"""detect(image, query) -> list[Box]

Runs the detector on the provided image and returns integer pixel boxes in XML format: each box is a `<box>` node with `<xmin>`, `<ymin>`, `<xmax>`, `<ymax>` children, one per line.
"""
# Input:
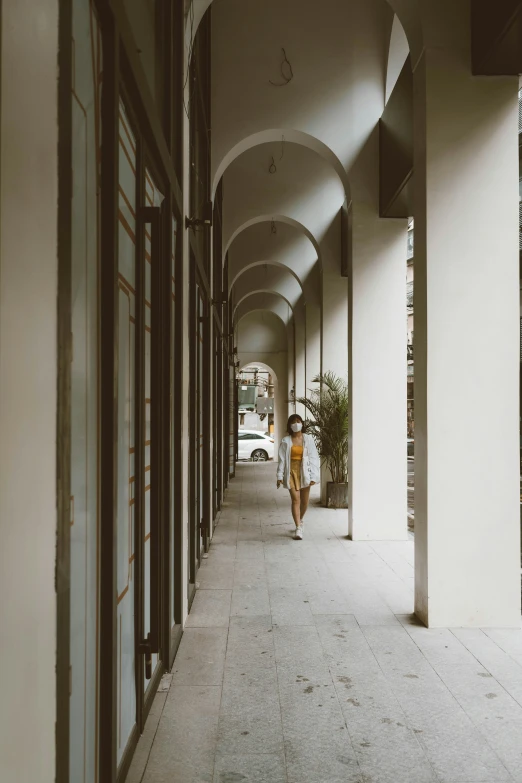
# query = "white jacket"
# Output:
<box><xmin>277</xmin><ymin>433</ymin><xmax>321</xmax><ymax>489</ymax></box>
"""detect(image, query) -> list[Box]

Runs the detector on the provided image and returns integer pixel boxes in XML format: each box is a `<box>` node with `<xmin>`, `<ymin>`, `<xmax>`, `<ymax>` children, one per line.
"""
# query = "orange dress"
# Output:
<box><xmin>289</xmin><ymin>444</ymin><xmax>303</xmax><ymax>490</ymax></box>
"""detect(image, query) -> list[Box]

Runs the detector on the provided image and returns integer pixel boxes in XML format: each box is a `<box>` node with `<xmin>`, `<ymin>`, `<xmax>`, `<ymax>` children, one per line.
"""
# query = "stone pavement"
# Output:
<box><xmin>128</xmin><ymin>462</ymin><xmax>522</xmax><ymax>783</ymax></box>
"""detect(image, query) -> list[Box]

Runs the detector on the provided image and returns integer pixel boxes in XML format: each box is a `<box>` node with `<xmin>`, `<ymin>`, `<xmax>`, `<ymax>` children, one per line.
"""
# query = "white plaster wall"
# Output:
<box><xmin>349</xmin><ymin>206</ymin><xmax>408</xmax><ymax>540</ymax></box>
<box><xmin>238</xmin><ymin>310</ymin><xmax>287</xmax><ymax>355</ymax></box>
<box><xmin>305</xmin><ymin>303</ymin><xmax>321</xmax><ymax>391</ymax></box>
<box><xmin>0</xmin><ymin>1</ymin><xmax>58</xmax><ymax>779</ymax></box>
<box><xmin>320</xmin><ymin>264</ymin><xmax>349</xmax><ymax>506</ymax></box>
<box><xmin>294</xmin><ymin>305</ymin><xmax>307</xmax><ymax>416</ymax></box>
<box><xmin>385</xmin><ymin>14</ymin><xmax>409</xmax><ymax>103</ymax></box>
<box><xmin>287</xmin><ymin>319</ymin><xmax>296</xmax><ymax>415</ymax></box>
<box><xmin>413</xmin><ymin>42</ymin><xmax>521</xmax><ymax>626</ymax></box>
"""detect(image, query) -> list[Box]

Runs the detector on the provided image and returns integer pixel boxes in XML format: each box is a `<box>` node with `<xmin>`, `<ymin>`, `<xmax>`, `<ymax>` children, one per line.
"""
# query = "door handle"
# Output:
<box><xmin>138</xmin><ymin>633</ymin><xmax>152</xmax><ymax>680</ymax></box>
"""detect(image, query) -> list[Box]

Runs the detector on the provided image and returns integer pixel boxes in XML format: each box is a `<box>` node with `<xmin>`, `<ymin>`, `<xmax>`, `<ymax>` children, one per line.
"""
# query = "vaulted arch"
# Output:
<box><xmin>231</xmin><ymin>265</ymin><xmax>304</xmax><ymax>314</ymax></box>
<box><xmin>222</xmin><ymin>142</ymin><xmax>345</xmax><ymax>251</ymax></box>
<box><xmin>213</xmin><ymin>128</ymin><xmax>350</xmax><ymax>199</ymax></box>
<box><xmin>227</xmin><ymin>221</ymin><xmax>320</xmax><ymax>302</ymax></box>
<box><xmin>234</xmin><ymin>292</ymin><xmax>294</xmax><ymax>326</ymax></box>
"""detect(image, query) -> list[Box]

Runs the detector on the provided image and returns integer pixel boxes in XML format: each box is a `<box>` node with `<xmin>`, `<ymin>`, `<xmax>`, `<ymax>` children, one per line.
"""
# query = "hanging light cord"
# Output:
<box><xmin>269</xmin><ymin>136</ymin><xmax>286</xmax><ymax>173</ymax></box>
<box><xmin>269</xmin><ymin>48</ymin><xmax>294</xmax><ymax>87</ymax></box>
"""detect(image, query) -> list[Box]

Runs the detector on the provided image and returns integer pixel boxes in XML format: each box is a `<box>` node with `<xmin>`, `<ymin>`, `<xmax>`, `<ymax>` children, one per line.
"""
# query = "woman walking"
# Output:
<box><xmin>276</xmin><ymin>414</ymin><xmax>320</xmax><ymax>539</ymax></box>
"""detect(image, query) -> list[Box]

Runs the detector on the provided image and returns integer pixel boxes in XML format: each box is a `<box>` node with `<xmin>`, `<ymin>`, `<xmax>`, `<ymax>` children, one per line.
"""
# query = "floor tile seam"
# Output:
<box><xmin>342</xmin><ymin>619</ymin><xmax>441</xmax><ymax>780</ymax></box>
<box><xmin>360</xmin><ymin>621</ymin><xmax>481</xmax><ymax>720</ymax></box>
<box><xmin>132</xmin><ymin>681</ymin><xmax>172</xmax><ymax>783</ymax></box>
<box><xmin>210</xmin><ymin>670</ymin><xmax>226</xmax><ymax>782</ymax></box>
<box><xmin>448</xmin><ymin>628</ymin><xmax>522</xmax><ymax>710</ymax></box>
<box><xmin>310</xmin><ymin>638</ymin><xmax>370</xmax><ymax>781</ymax></box>
<box><xmin>184</xmin><ymin>622</ymin><xmax>230</xmax><ymax>630</ymax></box>
<box><xmin>367</xmin><ymin>541</ymin><xmax>416</xmax><ymax>587</ymax></box>
<box><xmin>424</xmin><ymin>677</ymin><xmax>521</xmax><ymax>782</ymax></box>
<box><xmin>369</xmin><ymin>662</ymin><xmax>513</xmax><ymax>783</ymax></box>
<box><xmin>267</xmin><ymin>574</ymin><xmax>294</xmax><ymax>783</ymax></box>
<box><xmin>481</xmin><ymin>629</ymin><xmax>522</xmax><ymax>668</ymax></box>
<box><xmin>357</xmin><ymin>551</ymin><xmax>415</xmax><ymax>596</ymax></box>
<box><xmin>400</xmin><ymin>621</ymin><xmax>486</xmax><ymax>675</ymax></box>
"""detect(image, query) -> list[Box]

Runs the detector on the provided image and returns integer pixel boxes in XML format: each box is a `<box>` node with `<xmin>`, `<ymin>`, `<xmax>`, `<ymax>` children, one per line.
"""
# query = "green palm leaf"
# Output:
<box><xmin>295</xmin><ymin>372</ymin><xmax>349</xmax><ymax>484</ymax></box>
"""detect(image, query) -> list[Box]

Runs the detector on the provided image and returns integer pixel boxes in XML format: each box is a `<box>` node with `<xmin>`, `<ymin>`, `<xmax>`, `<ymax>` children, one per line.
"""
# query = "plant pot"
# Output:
<box><xmin>326</xmin><ymin>482</ymin><xmax>348</xmax><ymax>509</ymax></box>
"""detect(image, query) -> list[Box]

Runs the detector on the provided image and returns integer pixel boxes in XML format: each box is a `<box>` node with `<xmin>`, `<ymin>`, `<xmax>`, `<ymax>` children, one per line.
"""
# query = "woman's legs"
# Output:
<box><xmin>289</xmin><ymin>488</ymin><xmax>301</xmax><ymax>527</ymax></box>
<box><xmin>299</xmin><ymin>486</ymin><xmax>311</xmax><ymax>521</ymax></box>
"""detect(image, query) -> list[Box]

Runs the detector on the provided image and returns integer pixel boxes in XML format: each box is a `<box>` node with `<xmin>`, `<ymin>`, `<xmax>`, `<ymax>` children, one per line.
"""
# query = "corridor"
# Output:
<box><xmin>128</xmin><ymin>464</ymin><xmax>522</xmax><ymax>783</ymax></box>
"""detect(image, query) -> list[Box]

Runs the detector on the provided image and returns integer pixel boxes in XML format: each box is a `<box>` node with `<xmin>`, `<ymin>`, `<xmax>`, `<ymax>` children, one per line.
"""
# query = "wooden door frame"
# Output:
<box><xmin>56</xmin><ymin>0</ymin><xmax>73</xmax><ymax>780</ymax></box>
<box><xmin>98</xmin><ymin>8</ymin><xmax>120</xmax><ymax>783</ymax></box>
<box><xmin>58</xmin><ymin>0</ymin><xmax>221</xmax><ymax>780</ymax></box>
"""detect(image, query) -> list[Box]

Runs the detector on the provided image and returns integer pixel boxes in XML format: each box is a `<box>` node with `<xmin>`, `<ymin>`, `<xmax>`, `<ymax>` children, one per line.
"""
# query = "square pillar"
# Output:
<box><xmin>305</xmin><ymin>301</ymin><xmax>321</xmax><ymax>389</ymax></box>
<box><xmin>294</xmin><ymin>305</ymin><xmax>307</xmax><ymax>417</ymax></box>
<box><xmin>321</xmin><ymin>270</ymin><xmax>348</xmax><ymax>504</ymax></box>
<box><xmin>413</xmin><ymin>48</ymin><xmax>521</xmax><ymax>626</ymax></box>
<box><xmin>348</xmin><ymin>206</ymin><xmax>408</xmax><ymax>540</ymax></box>
<box><xmin>0</xmin><ymin>0</ymin><xmax>59</xmax><ymax>778</ymax></box>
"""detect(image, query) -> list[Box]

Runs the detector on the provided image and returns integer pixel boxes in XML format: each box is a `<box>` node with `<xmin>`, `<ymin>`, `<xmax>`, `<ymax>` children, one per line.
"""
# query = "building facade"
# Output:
<box><xmin>1</xmin><ymin>1</ymin><xmax>521</xmax><ymax>781</ymax></box>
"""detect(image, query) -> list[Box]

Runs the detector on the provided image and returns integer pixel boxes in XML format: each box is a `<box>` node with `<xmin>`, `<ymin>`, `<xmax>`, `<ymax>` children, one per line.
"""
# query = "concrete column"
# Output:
<box><xmin>348</xmin><ymin>206</ymin><xmax>408</xmax><ymax>540</ymax></box>
<box><xmin>287</xmin><ymin>318</ymin><xmax>296</xmax><ymax>420</ymax></box>
<box><xmin>0</xmin><ymin>1</ymin><xmax>58</xmax><ymax>778</ymax></box>
<box><xmin>294</xmin><ymin>305</ymin><xmax>307</xmax><ymax>418</ymax></box>
<box><xmin>413</xmin><ymin>47</ymin><xmax>521</xmax><ymax>627</ymax></box>
<box><xmin>305</xmin><ymin>301</ymin><xmax>321</xmax><ymax>391</ymax></box>
<box><xmin>321</xmin><ymin>271</ymin><xmax>348</xmax><ymax>379</ymax></box>
<box><xmin>321</xmin><ymin>260</ymin><xmax>349</xmax><ymax>505</ymax></box>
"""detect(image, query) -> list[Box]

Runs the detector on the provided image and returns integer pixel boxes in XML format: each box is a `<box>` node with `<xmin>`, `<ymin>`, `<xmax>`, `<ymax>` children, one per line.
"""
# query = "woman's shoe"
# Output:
<box><xmin>294</xmin><ymin>526</ymin><xmax>303</xmax><ymax>540</ymax></box>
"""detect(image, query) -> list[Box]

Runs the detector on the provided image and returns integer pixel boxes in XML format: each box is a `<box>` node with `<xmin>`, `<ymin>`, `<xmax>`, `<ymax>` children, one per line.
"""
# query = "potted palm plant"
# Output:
<box><xmin>295</xmin><ymin>372</ymin><xmax>349</xmax><ymax>508</ymax></box>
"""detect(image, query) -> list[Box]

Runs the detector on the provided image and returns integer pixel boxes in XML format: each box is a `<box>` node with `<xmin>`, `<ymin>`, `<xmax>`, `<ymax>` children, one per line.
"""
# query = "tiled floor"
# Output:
<box><xmin>128</xmin><ymin>462</ymin><xmax>522</xmax><ymax>783</ymax></box>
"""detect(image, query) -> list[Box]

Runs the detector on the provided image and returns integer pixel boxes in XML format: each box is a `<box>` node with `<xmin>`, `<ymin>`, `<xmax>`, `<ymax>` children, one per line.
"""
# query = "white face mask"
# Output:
<box><xmin>290</xmin><ymin>422</ymin><xmax>303</xmax><ymax>433</ymax></box>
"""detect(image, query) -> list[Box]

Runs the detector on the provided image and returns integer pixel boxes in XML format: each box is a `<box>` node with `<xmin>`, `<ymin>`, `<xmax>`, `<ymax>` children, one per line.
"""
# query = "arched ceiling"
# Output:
<box><xmin>189</xmin><ymin>0</ymin><xmax>422</xmax><ymax>63</ymax></box>
<box><xmin>237</xmin><ymin>310</ymin><xmax>288</xmax><ymax>356</ymax></box>
<box><xmin>234</xmin><ymin>292</ymin><xmax>293</xmax><ymax>326</ymax></box>
<box><xmin>212</xmin><ymin>128</ymin><xmax>350</xmax><ymax>199</ymax></box>
<box><xmin>231</xmin><ymin>265</ymin><xmax>304</xmax><ymax>312</ymax></box>
<box><xmin>227</xmin><ymin>221</ymin><xmax>319</xmax><ymax>302</ymax></box>
<box><xmin>188</xmin><ymin>0</ymin><xmax>417</xmax><ymax>336</ymax></box>
<box><xmin>223</xmin><ymin>142</ymin><xmax>345</xmax><ymax>249</ymax></box>
<box><xmin>225</xmin><ymin>214</ymin><xmax>320</xmax><ymax>259</ymax></box>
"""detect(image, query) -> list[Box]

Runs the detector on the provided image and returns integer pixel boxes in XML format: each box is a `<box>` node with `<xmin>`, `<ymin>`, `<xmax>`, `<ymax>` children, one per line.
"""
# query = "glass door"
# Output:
<box><xmin>69</xmin><ymin>2</ymin><xmax>102</xmax><ymax>780</ymax></box>
<box><xmin>140</xmin><ymin>167</ymin><xmax>164</xmax><ymax>700</ymax></box>
<box><xmin>169</xmin><ymin>214</ymin><xmax>178</xmax><ymax>638</ymax></box>
<box><xmin>115</xmin><ymin>100</ymin><xmax>167</xmax><ymax>769</ymax></box>
<box><xmin>197</xmin><ymin>286</ymin><xmax>206</xmax><ymax>553</ymax></box>
<box><xmin>116</xmin><ymin>99</ymin><xmax>138</xmax><ymax>767</ymax></box>
<box><xmin>188</xmin><ymin>268</ymin><xmax>205</xmax><ymax>590</ymax></box>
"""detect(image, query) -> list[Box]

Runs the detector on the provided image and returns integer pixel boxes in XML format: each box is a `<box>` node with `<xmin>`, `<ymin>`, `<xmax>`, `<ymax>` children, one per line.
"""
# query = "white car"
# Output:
<box><xmin>237</xmin><ymin>430</ymin><xmax>275</xmax><ymax>461</ymax></box>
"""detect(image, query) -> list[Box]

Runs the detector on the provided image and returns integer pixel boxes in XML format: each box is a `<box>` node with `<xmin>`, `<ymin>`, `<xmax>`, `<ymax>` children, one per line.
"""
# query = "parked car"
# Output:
<box><xmin>237</xmin><ymin>430</ymin><xmax>275</xmax><ymax>461</ymax></box>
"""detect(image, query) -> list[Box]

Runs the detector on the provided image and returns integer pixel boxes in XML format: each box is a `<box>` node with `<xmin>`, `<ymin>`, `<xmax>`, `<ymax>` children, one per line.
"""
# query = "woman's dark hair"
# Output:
<box><xmin>287</xmin><ymin>413</ymin><xmax>303</xmax><ymax>435</ymax></box>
